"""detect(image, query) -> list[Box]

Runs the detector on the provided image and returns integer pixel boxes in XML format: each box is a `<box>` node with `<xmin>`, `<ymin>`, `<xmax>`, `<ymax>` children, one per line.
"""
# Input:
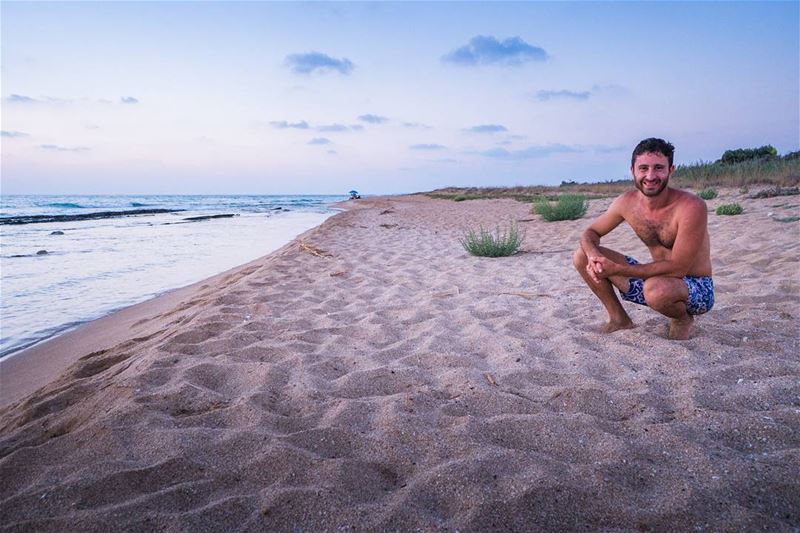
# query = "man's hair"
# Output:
<box><xmin>631</xmin><ymin>138</ymin><xmax>675</xmax><ymax>168</ymax></box>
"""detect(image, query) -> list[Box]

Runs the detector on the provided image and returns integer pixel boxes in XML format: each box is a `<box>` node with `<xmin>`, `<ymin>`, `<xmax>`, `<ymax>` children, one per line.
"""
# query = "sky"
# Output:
<box><xmin>1</xmin><ymin>1</ymin><xmax>798</xmax><ymax>195</ymax></box>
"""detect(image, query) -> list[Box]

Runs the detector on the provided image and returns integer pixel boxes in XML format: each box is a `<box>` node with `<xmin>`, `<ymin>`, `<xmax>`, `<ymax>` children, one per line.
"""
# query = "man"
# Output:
<box><xmin>573</xmin><ymin>138</ymin><xmax>713</xmax><ymax>340</ymax></box>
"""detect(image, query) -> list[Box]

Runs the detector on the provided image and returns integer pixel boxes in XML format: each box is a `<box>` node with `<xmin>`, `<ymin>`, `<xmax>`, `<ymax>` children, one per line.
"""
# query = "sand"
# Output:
<box><xmin>1</xmin><ymin>190</ymin><xmax>798</xmax><ymax>531</ymax></box>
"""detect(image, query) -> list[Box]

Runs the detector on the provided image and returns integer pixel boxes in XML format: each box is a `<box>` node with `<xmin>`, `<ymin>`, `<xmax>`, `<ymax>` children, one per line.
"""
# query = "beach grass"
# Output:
<box><xmin>460</xmin><ymin>223</ymin><xmax>524</xmax><ymax>257</ymax></box>
<box><xmin>716</xmin><ymin>203</ymin><xmax>744</xmax><ymax>215</ymax></box>
<box><xmin>697</xmin><ymin>187</ymin><xmax>718</xmax><ymax>200</ymax></box>
<box><xmin>423</xmin><ymin>153</ymin><xmax>800</xmax><ymax>202</ymax></box>
<box><xmin>534</xmin><ymin>194</ymin><xmax>588</xmax><ymax>221</ymax></box>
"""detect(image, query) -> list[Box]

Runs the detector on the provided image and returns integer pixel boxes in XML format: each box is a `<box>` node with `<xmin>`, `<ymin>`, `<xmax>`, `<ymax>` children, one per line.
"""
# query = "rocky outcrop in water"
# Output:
<box><xmin>0</xmin><ymin>209</ymin><xmax>183</xmax><ymax>225</ymax></box>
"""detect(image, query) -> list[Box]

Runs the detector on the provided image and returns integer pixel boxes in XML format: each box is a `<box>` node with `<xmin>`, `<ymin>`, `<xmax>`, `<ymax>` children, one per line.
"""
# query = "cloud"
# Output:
<box><xmin>442</xmin><ymin>36</ymin><xmax>547</xmax><ymax>66</ymax></box>
<box><xmin>308</xmin><ymin>137</ymin><xmax>332</xmax><ymax>145</ymax></box>
<box><xmin>317</xmin><ymin>123</ymin><xmax>363</xmax><ymax>132</ymax></box>
<box><xmin>410</xmin><ymin>144</ymin><xmax>447</xmax><ymax>151</ymax></box>
<box><xmin>327</xmin><ymin>150</ymin><xmax>337</xmax><ymax>155</ymax></box>
<box><xmin>285</xmin><ymin>52</ymin><xmax>354</xmax><ymax>75</ymax></box>
<box><xmin>358</xmin><ymin>114</ymin><xmax>388</xmax><ymax>124</ymax></box>
<box><xmin>535</xmin><ymin>85</ymin><xmax>629</xmax><ymax>102</ymax></box>
<box><xmin>120</xmin><ymin>96</ymin><xmax>139</xmax><ymax>104</ymax></box>
<box><xmin>39</xmin><ymin>144</ymin><xmax>89</xmax><ymax>152</ymax></box>
<box><xmin>535</xmin><ymin>89</ymin><xmax>591</xmax><ymax>102</ymax></box>
<box><xmin>403</xmin><ymin>122</ymin><xmax>432</xmax><ymax>129</ymax></box>
<box><xmin>480</xmin><ymin>144</ymin><xmax>578</xmax><ymax>160</ymax></box>
<box><xmin>466</xmin><ymin>124</ymin><xmax>508</xmax><ymax>134</ymax></box>
<box><xmin>317</xmin><ymin>124</ymin><xmax>348</xmax><ymax>132</ymax></box>
<box><xmin>1</xmin><ymin>130</ymin><xmax>29</xmax><ymax>138</ymax></box>
<box><xmin>6</xmin><ymin>94</ymin><xmax>38</xmax><ymax>103</ymax></box>
<box><xmin>271</xmin><ymin>120</ymin><xmax>310</xmax><ymax>129</ymax></box>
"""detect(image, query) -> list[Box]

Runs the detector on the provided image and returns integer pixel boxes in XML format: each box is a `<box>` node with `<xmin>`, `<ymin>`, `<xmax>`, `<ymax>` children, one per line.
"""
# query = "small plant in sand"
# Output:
<box><xmin>460</xmin><ymin>222</ymin><xmax>524</xmax><ymax>257</ymax></box>
<box><xmin>716</xmin><ymin>203</ymin><xmax>743</xmax><ymax>216</ymax></box>
<box><xmin>697</xmin><ymin>187</ymin><xmax>718</xmax><ymax>200</ymax></box>
<box><xmin>534</xmin><ymin>194</ymin><xmax>588</xmax><ymax>221</ymax></box>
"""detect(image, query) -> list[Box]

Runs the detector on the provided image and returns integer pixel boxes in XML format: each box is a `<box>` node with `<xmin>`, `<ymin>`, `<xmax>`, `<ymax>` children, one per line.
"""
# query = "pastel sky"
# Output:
<box><xmin>2</xmin><ymin>1</ymin><xmax>798</xmax><ymax>195</ymax></box>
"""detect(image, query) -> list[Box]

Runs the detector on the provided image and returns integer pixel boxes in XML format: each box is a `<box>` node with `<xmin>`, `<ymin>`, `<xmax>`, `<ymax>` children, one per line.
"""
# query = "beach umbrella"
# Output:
<box><xmin>349</xmin><ymin>190</ymin><xmax>359</xmax><ymax>195</ymax></box>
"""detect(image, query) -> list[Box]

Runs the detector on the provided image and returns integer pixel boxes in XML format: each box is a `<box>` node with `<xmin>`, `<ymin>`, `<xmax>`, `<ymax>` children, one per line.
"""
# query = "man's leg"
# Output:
<box><xmin>573</xmin><ymin>246</ymin><xmax>634</xmax><ymax>332</ymax></box>
<box><xmin>643</xmin><ymin>277</ymin><xmax>692</xmax><ymax>340</ymax></box>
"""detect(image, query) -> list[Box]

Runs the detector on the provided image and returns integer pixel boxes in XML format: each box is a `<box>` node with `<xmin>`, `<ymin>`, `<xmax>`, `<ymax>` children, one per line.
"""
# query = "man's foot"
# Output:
<box><xmin>668</xmin><ymin>316</ymin><xmax>694</xmax><ymax>340</ymax></box>
<box><xmin>600</xmin><ymin>318</ymin><xmax>634</xmax><ymax>333</ymax></box>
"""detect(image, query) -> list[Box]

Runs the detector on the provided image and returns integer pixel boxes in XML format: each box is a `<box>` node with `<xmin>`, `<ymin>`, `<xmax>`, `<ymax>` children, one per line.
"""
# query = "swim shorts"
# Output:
<box><xmin>618</xmin><ymin>256</ymin><xmax>714</xmax><ymax>315</ymax></box>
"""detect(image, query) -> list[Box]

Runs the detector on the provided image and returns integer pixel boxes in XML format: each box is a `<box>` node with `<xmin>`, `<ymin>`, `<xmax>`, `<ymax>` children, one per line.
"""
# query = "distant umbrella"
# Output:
<box><xmin>349</xmin><ymin>190</ymin><xmax>359</xmax><ymax>195</ymax></box>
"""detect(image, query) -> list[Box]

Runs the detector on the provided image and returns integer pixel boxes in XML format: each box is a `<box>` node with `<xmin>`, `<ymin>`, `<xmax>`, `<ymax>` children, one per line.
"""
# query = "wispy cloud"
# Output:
<box><xmin>285</xmin><ymin>52</ymin><xmax>354</xmax><ymax>75</ymax></box>
<box><xmin>535</xmin><ymin>89</ymin><xmax>591</xmax><ymax>102</ymax></box>
<box><xmin>270</xmin><ymin>120</ymin><xmax>310</xmax><ymax>129</ymax></box>
<box><xmin>1</xmin><ymin>130</ymin><xmax>29</xmax><ymax>138</ymax></box>
<box><xmin>443</xmin><ymin>36</ymin><xmax>548</xmax><ymax>66</ymax></box>
<box><xmin>308</xmin><ymin>137</ymin><xmax>332</xmax><ymax>145</ymax></box>
<box><xmin>410</xmin><ymin>144</ymin><xmax>447</xmax><ymax>151</ymax></box>
<box><xmin>403</xmin><ymin>122</ymin><xmax>432</xmax><ymax>129</ymax></box>
<box><xmin>39</xmin><ymin>144</ymin><xmax>89</xmax><ymax>152</ymax></box>
<box><xmin>465</xmin><ymin>124</ymin><xmax>508</xmax><ymax>134</ymax></box>
<box><xmin>535</xmin><ymin>84</ymin><xmax>629</xmax><ymax>102</ymax></box>
<box><xmin>317</xmin><ymin>123</ymin><xmax>363</xmax><ymax>132</ymax></box>
<box><xmin>480</xmin><ymin>144</ymin><xmax>578</xmax><ymax>160</ymax></box>
<box><xmin>6</xmin><ymin>94</ymin><xmax>38</xmax><ymax>103</ymax></box>
<box><xmin>358</xmin><ymin>114</ymin><xmax>388</xmax><ymax>124</ymax></box>
<box><xmin>120</xmin><ymin>96</ymin><xmax>139</xmax><ymax>104</ymax></box>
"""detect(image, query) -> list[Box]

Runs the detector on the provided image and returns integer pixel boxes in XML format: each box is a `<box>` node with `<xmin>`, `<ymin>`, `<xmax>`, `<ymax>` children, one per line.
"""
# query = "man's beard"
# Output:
<box><xmin>635</xmin><ymin>177</ymin><xmax>668</xmax><ymax>197</ymax></box>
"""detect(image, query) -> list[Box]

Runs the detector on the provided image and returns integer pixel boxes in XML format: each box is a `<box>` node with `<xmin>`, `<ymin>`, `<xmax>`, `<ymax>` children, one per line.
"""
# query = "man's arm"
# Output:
<box><xmin>580</xmin><ymin>195</ymin><xmax>627</xmax><ymax>283</ymax></box>
<box><xmin>580</xmin><ymin>195</ymin><xmax>627</xmax><ymax>257</ymax></box>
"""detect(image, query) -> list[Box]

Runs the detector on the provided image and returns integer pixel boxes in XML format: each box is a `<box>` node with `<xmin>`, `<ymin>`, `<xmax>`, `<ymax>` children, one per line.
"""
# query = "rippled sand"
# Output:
<box><xmin>1</xmin><ymin>190</ymin><xmax>798</xmax><ymax>531</ymax></box>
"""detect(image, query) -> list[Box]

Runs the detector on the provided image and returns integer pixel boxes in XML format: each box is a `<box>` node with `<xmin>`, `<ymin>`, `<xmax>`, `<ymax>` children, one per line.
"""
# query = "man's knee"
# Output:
<box><xmin>573</xmin><ymin>247</ymin><xmax>587</xmax><ymax>270</ymax></box>
<box><xmin>643</xmin><ymin>277</ymin><xmax>684</xmax><ymax>308</ymax></box>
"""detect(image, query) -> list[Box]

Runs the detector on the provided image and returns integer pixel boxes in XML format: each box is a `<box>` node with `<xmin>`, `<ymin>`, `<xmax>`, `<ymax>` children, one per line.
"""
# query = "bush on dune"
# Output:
<box><xmin>716</xmin><ymin>203</ymin><xmax>744</xmax><ymax>215</ymax></box>
<box><xmin>534</xmin><ymin>194</ymin><xmax>588</xmax><ymax>221</ymax></box>
<box><xmin>460</xmin><ymin>222</ymin><xmax>524</xmax><ymax>257</ymax></box>
<box><xmin>697</xmin><ymin>187</ymin><xmax>718</xmax><ymax>200</ymax></box>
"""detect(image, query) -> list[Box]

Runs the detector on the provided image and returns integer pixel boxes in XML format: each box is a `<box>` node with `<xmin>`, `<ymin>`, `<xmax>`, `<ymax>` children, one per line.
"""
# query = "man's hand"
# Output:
<box><xmin>586</xmin><ymin>254</ymin><xmax>621</xmax><ymax>283</ymax></box>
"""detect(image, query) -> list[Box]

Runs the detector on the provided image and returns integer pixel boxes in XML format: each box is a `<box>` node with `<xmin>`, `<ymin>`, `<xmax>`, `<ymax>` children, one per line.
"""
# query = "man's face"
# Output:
<box><xmin>631</xmin><ymin>152</ymin><xmax>674</xmax><ymax>197</ymax></box>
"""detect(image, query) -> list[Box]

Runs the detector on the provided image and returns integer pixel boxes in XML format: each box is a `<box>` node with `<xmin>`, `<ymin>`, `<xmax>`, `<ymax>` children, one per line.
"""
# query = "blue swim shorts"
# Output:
<box><xmin>617</xmin><ymin>256</ymin><xmax>714</xmax><ymax>316</ymax></box>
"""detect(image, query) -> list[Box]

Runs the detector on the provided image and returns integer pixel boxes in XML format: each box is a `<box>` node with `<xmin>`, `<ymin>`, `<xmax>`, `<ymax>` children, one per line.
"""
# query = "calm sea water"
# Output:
<box><xmin>0</xmin><ymin>194</ymin><xmax>346</xmax><ymax>358</ymax></box>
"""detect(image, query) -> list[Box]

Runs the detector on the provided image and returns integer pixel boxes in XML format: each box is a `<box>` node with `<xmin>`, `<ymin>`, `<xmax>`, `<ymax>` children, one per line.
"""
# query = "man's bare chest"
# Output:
<box><xmin>627</xmin><ymin>214</ymin><xmax>677</xmax><ymax>249</ymax></box>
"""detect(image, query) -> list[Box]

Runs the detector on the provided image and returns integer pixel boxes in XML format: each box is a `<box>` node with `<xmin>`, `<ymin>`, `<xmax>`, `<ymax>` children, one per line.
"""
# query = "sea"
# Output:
<box><xmin>0</xmin><ymin>194</ymin><xmax>347</xmax><ymax>358</ymax></box>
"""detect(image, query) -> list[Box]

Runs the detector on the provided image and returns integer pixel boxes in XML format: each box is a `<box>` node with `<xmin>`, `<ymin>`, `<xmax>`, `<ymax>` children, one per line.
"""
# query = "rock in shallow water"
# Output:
<box><xmin>36</xmin><ymin>250</ymin><xmax>49</xmax><ymax>255</ymax></box>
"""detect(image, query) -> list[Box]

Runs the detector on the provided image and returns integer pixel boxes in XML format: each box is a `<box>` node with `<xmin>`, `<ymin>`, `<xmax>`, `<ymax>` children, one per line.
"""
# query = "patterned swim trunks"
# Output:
<box><xmin>618</xmin><ymin>256</ymin><xmax>714</xmax><ymax>315</ymax></box>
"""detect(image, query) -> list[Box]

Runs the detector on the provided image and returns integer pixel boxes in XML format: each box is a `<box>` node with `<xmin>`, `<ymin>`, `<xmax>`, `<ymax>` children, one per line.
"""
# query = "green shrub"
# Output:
<box><xmin>697</xmin><ymin>187</ymin><xmax>718</xmax><ymax>200</ymax></box>
<box><xmin>534</xmin><ymin>194</ymin><xmax>588</xmax><ymax>221</ymax></box>
<box><xmin>716</xmin><ymin>203</ymin><xmax>743</xmax><ymax>216</ymax></box>
<box><xmin>719</xmin><ymin>145</ymin><xmax>778</xmax><ymax>165</ymax></box>
<box><xmin>453</xmin><ymin>195</ymin><xmax>467</xmax><ymax>202</ymax></box>
<box><xmin>460</xmin><ymin>223</ymin><xmax>524</xmax><ymax>257</ymax></box>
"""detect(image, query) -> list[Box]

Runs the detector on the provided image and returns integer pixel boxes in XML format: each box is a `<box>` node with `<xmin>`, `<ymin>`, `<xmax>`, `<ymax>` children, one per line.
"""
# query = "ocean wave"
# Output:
<box><xmin>47</xmin><ymin>202</ymin><xmax>84</xmax><ymax>208</ymax></box>
<box><xmin>130</xmin><ymin>202</ymin><xmax>152</xmax><ymax>207</ymax></box>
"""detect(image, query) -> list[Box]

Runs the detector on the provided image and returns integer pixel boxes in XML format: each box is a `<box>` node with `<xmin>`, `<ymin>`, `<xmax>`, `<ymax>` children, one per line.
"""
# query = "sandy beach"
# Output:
<box><xmin>1</xmin><ymin>190</ymin><xmax>798</xmax><ymax>531</ymax></box>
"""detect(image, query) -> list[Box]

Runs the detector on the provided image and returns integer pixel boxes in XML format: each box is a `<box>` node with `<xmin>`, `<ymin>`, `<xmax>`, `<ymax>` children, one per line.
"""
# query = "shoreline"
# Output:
<box><xmin>0</xmin><ymin>202</ymin><xmax>355</xmax><ymax>407</ymax></box>
<box><xmin>0</xmin><ymin>191</ymin><xmax>797</xmax><ymax>530</ymax></box>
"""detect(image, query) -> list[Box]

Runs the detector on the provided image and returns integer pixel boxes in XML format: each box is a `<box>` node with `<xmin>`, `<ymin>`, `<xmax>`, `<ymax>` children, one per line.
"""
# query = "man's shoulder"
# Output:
<box><xmin>612</xmin><ymin>190</ymin><xmax>638</xmax><ymax>209</ymax></box>
<box><xmin>670</xmin><ymin>188</ymin><xmax>707</xmax><ymax>211</ymax></box>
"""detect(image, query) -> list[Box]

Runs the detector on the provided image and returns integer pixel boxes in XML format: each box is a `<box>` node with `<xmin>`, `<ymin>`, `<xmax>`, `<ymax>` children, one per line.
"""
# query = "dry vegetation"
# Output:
<box><xmin>422</xmin><ymin>156</ymin><xmax>800</xmax><ymax>202</ymax></box>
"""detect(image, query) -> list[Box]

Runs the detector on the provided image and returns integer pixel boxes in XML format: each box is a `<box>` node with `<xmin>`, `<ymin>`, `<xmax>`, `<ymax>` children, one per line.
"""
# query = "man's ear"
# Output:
<box><xmin>669</xmin><ymin>165</ymin><xmax>676</xmax><ymax>176</ymax></box>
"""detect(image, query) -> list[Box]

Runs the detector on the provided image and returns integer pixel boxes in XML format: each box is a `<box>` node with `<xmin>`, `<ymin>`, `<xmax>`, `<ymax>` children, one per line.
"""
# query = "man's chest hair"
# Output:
<box><xmin>626</xmin><ymin>213</ymin><xmax>677</xmax><ymax>249</ymax></box>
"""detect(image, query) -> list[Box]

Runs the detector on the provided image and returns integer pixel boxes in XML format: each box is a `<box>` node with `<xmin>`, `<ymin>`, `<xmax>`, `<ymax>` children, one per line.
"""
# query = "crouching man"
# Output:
<box><xmin>573</xmin><ymin>138</ymin><xmax>714</xmax><ymax>340</ymax></box>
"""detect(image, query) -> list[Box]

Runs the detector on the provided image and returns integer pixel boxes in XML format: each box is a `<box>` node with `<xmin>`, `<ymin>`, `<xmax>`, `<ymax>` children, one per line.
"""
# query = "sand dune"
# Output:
<box><xmin>1</xmin><ymin>191</ymin><xmax>798</xmax><ymax>531</ymax></box>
